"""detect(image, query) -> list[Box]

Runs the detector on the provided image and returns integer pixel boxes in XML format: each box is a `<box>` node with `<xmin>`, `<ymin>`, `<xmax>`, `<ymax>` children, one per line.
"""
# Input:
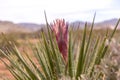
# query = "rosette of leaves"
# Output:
<box><xmin>0</xmin><ymin>12</ymin><xmax>120</xmax><ymax>80</ymax></box>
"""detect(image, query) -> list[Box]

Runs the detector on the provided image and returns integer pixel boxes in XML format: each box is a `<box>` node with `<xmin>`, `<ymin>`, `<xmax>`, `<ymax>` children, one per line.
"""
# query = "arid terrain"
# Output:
<box><xmin>0</xmin><ymin>18</ymin><xmax>120</xmax><ymax>80</ymax></box>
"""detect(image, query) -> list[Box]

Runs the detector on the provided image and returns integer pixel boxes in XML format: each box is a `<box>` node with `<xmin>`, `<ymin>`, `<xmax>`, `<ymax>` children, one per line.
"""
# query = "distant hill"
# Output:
<box><xmin>0</xmin><ymin>21</ymin><xmax>29</xmax><ymax>33</ymax></box>
<box><xmin>95</xmin><ymin>18</ymin><xmax>120</xmax><ymax>29</ymax></box>
<box><xmin>0</xmin><ymin>18</ymin><xmax>120</xmax><ymax>33</ymax></box>
<box><xmin>98</xmin><ymin>18</ymin><xmax>118</xmax><ymax>25</ymax></box>
<box><xmin>0</xmin><ymin>21</ymin><xmax>43</xmax><ymax>33</ymax></box>
<box><xmin>70</xmin><ymin>18</ymin><xmax>120</xmax><ymax>29</ymax></box>
<box><xmin>18</xmin><ymin>23</ymin><xmax>44</xmax><ymax>32</ymax></box>
<box><xmin>70</xmin><ymin>21</ymin><xmax>85</xmax><ymax>28</ymax></box>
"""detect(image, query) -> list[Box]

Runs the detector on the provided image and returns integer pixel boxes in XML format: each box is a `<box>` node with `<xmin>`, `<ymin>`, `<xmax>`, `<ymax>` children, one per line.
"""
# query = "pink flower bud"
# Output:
<box><xmin>51</xmin><ymin>19</ymin><xmax>68</xmax><ymax>62</ymax></box>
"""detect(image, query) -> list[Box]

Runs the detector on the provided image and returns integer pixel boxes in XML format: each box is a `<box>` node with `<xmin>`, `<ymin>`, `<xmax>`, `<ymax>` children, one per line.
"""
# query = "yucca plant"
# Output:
<box><xmin>0</xmin><ymin>12</ymin><xmax>120</xmax><ymax>80</ymax></box>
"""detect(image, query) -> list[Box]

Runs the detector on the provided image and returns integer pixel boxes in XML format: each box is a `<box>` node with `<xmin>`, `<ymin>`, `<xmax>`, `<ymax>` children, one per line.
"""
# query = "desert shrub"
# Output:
<box><xmin>0</xmin><ymin>33</ymin><xmax>19</xmax><ymax>57</ymax></box>
<box><xmin>0</xmin><ymin>15</ymin><xmax>120</xmax><ymax>80</ymax></box>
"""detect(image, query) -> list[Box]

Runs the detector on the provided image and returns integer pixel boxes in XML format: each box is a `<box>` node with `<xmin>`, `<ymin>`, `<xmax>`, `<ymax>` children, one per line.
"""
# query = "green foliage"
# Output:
<box><xmin>0</xmin><ymin>14</ymin><xmax>120</xmax><ymax>80</ymax></box>
<box><xmin>0</xmin><ymin>33</ymin><xmax>19</xmax><ymax>57</ymax></box>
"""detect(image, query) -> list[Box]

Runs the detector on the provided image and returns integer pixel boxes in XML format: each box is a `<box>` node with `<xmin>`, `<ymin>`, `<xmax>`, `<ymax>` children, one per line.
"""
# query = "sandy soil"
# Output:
<box><xmin>0</xmin><ymin>58</ymin><xmax>14</xmax><ymax>80</ymax></box>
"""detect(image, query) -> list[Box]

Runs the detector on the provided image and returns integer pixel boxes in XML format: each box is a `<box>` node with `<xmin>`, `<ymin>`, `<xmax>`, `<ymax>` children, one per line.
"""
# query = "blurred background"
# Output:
<box><xmin>0</xmin><ymin>0</ymin><xmax>120</xmax><ymax>79</ymax></box>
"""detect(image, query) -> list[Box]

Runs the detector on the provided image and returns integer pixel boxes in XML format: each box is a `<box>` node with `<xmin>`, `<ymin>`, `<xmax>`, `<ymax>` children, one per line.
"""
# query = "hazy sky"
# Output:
<box><xmin>0</xmin><ymin>0</ymin><xmax>120</xmax><ymax>23</ymax></box>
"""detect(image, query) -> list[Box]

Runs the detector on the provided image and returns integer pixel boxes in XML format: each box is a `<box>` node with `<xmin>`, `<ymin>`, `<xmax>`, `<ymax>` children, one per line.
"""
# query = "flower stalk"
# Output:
<box><xmin>51</xmin><ymin>19</ymin><xmax>68</xmax><ymax>62</ymax></box>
